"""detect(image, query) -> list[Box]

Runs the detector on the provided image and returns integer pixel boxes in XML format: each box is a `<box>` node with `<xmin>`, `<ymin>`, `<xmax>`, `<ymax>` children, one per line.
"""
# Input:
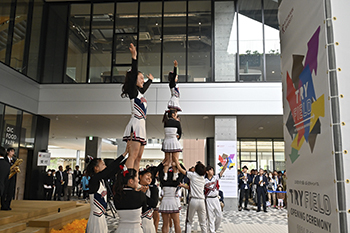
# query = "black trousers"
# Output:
<box><xmin>256</xmin><ymin>188</ymin><xmax>267</xmax><ymax>211</ymax></box>
<box><xmin>55</xmin><ymin>185</ymin><xmax>63</xmax><ymax>200</ymax></box>
<box><xmin>44</xmin><ymin>188</ymin><xmax>53</xmax><ymax>200</ymax></box>
<box><xmin>239</xmin><ymin>189</ymin><xmax>249</xmax><ymax>208</ymax></box>
<box><xmin>1</xmin><ymin>177</ymin><xmax>16</xmax><ymax>210</ymax></box>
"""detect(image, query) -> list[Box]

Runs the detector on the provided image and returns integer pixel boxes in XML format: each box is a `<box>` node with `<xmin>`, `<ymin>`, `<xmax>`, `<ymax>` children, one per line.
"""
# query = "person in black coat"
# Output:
<box><xmin>1</xmin><ymin>148</ymin><xmax>16</xmax><ymax>210</ymax></box>
<box><xmin>0</xmin><ymin>147</ymin><xmax>10</xmax><ymax>208</ymax></box>
<box><xmin>43</xmin><ymin>169</ymin><xmax>54</xmax><ymax>200</ymax></box>
<box><xmin>54</xmin><ymin>165</ymin><xmax>64</xmax><ymax>200</ymax></box>
<box><xmin>73</xmin><ymin>165</ymin><xmax>82</xmax><ymax>197</ymax></box>
<box><xmin>254</xmin><ymin>168</ymin><xmax>268</xmax><ymax>212</ymax></box>
<box><xmin>238</xmin><ymin>165</ymin><xmax>252</xmax><ymax>211</ymax></box>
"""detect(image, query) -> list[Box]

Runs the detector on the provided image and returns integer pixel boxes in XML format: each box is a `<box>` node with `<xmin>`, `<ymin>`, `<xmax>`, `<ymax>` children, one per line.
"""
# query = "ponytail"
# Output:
<box><xmin>114</xmin><ymin>168</ymin><xmax>137</xmax><ymax>205</ymax></box>
<box><xmin>162</xmin><ymin>109</ymin><xmax>177</xmax><ymax>124</ymax></box>
<box><xmin>85</xmin><ymin>156</ymin><xmax>101</xmax><ymax>177</ymax></box>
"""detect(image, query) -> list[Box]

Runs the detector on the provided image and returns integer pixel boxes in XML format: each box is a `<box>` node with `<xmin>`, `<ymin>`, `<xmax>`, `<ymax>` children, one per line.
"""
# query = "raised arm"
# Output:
<box><xmin>169</xmin><ymin>60</ymin><xmax>178</xmax><ymax>88</ymax></box>
<box><xmin>139</xmin><ymin>74</ymin><xmax>153</xmax><ymax>94</ymax></box>
<box><xmin>95</xmin><ymin>140</ymin><xmax>130</xmax><ymax>179</ymax></box>
<box><xmin>175</xmin><ymin>159</ymin><xmax>186</xmax><ymax>175</ymax></box>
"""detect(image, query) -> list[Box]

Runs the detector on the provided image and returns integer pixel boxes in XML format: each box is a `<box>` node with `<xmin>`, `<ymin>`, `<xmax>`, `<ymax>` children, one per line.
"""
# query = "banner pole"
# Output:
<box><xmin>324</xmin><ymin>0</ymin><xmax>348</xmax><ymax>231</ymax></box>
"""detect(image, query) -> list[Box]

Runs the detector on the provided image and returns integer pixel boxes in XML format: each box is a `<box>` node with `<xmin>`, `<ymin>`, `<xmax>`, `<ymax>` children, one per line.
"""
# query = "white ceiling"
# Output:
<box><xmin>45</xmin><ymin>114</ymin><xmax>283</xmax><ymax>151</ymax></box>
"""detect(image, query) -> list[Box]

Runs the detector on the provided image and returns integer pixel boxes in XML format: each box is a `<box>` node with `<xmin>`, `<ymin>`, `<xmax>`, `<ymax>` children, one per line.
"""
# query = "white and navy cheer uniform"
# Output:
<box><xmin>114</xmin><ymin>187</ymin><xmax>147</xmax><ymax>233</ymax></box>
<box><xmin>123</xmin><ymin>58</ymin><xmax>152</xmax><ymax>145</ymax></box>
<box><xmin>161</xmin><ymin>118</ymin><xmax>182</xmax><ymax>153</ymax></box>
<box><xmin>158</xmin><ymin>163</ymin><xmax>184</xmax><ymax>213</ymax></box>
<box><xmin>167</xmin><ymin>66</ymin><xmax>182</xmax><ymax>111</ymax></box>
<box><xmin>204</xmin><ymin>174</ymin><xmax>223</xmax><ymax>233</ymax></box>
<box><xmin>141</xmin><ymin>185</ymin><xmax>159</xmax><ymax>233</ymax></box>
<box><xmin>86</xmin><ymin>155</ymin><xmax>125</xmax><ymax>233</ymax></box>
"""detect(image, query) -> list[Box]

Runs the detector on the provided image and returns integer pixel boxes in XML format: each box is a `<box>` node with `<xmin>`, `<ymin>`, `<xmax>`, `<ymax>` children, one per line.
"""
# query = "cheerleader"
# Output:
<box><xmin>139</xmin><ymin>168</ymin><xmax>159</xmax><ymax>233</ymax></box>
<box><xmin>122</xmin><ymin>43</ymin><xmax>154</xmax><ymax>171</ymax></box>
<box><xmin>167</xmin><ymin>60</ymin><xmax>182</xmax><ymax>112</ymax></box>
<box><xmin>85</xmin><ymin>142</ymin><xmax>130</xmax><ymax>233</ymax></box>
<box><xmin>114</xmin><ymin>167</ymin><xmax>147</xmax><ymax>233</ymax></box>
<box><xmin>158</xmin><ymin>162</ymin><xmax>185</xmax><ymax>233</ymax></box>
<box><xmin>204</xmin><ymin>160</ymin><xmax>228</xmax><ymax>233</ymax></box>
<box><xmin>161</xmin><ymin>109</ymin><xmax>182</xmax><ymax>182</ymax></box>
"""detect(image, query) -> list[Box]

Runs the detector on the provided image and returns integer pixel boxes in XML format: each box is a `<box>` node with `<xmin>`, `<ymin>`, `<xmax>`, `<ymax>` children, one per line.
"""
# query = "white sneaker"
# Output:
<box><xmin>164</xmin><ymin>173</ymin><xmax>168</xmax><ymax>181</ymax></box>
<box><xmin>173</xmin><ymin>172</ymin><xmax>178</xmax><ymax>181</ymax></box>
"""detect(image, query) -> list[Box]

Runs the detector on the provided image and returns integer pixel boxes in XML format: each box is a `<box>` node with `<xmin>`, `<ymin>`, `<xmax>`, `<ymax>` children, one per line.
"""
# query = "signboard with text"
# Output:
<box><xmin>37</xmin><ymin>152</ymin><xmax>51</xmax><ymax>166</ymax></box>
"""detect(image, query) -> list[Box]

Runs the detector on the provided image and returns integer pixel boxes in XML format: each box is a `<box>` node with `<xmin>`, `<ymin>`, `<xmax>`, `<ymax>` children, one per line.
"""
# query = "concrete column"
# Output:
<box><xmin>214</xmin><ymin>116</ymin><xmax>237</xmax><ymax>210</ymax></box>
<box><xmin>76</xmin><ymin>150</ymin><xmax>80</xmax><ymax>166</ymax></box>
<box><xmin>116</xmin><ymin>139</ymin><xmax>126</xmax><ymax>157</ymax></box>
<box><xmin>85</xmin><ymin>137</ymin><xmax>102</xmax><ymax>159</ymax></box>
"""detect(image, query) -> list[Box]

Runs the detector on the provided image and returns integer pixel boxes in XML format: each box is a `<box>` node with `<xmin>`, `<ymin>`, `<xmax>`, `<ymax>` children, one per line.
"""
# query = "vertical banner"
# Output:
<box><xmin>279</xmin><ymin>0</ymin><xmax>340</xmax><ymax>232</ymax></box>
<box><xmin>215</xmin><ymin>140</ymin><xmax>237</xmax><ymax>198</ymax></box>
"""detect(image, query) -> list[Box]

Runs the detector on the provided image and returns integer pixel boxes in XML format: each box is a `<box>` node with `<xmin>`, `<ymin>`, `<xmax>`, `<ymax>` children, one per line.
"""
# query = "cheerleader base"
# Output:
<box><xmin>116</xmin><ymin>208</ymin><xmax>143</xmax><ymax>233</ymax></box>
<box><xmin>159</xmin><ymin>187</ymin><xmax>181</xmax><ymax>214</ymax></box>
<box><xmin>141</xmin><ymin>217</ymin><xmax>156</xmax><ymax>233</ymax></box>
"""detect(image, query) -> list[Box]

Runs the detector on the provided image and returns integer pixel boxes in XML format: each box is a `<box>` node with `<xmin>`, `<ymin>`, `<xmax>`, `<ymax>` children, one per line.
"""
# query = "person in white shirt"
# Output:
<box><xmin>204</xmin><ymin>160</ymin><xmax>228</xmax><ymax>233</ymax></box>
<box><xmin>64</xmin><ymin>168</ymin><xmax>75</xmax><ymax>201</ymax></box>
<box><xmin>175</xmin><ymin>160</ymin><xmax>207</xmax><ymax>233</ymax></box>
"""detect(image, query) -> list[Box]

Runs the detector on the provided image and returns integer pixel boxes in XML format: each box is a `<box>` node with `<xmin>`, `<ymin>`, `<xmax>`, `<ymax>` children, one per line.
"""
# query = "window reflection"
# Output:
<box><xmin>26</xmin><ymin>0</ymin><xmax>43</xmax><ymax>81</ymax></box>
<box><xmin>162</xmin><ymin>1</ymin><xmax>186</xmax><ymax>82</ymax></box>
<box><xmin>10</xmin><ymin>0</ymin><xmax>29</xmax><ymax>72</ymax></box>
<box><xmin>238</xmin><ymin>0</ymin><xmax>263</xmax><ymax>82</ymax></box>
<box><xmin>0</xmin><ymin>1</ymin><xmax>12</xmax><ymax>63</ymax></box>
<box><xmin>66</xmin><ymin>4</ymin><xmax>91</xmax><ymax>83</ymax></box>
<box><xmin>2</xmin><ymin>106</ymin><xmax>22</xmax><ymax>152</ymax></box>
<box><xmin>257</xmin><ymin>140</ymin><xmax>272</xmax><ymax>170</ymax></box>
<box><xmin>188</xmin><ymin>1</ymin><xmax>212</xmax><ymax>82</ymax></box>
<box><xmin>138</xmin><ymin>2</ymin><xmax>162</xmax><ymax>83</ymax></box>
<box><xmin>89</xmin><ymin>3</ymin><xmax>114</xmax><ymax>83</ymax></box>
<box><xmin>264</xmin><ymin>0</ymin><xmax>281</xmax><ymax>82</ymax></box>
<box><xmin>274</xmin><ymin>140</ymin><xmax>285</xmax><ymax>171</ymax></box>
<box><xmin>20</xmin><ymin>112</ymin><xmax>36</xmax><ymax>148</ymax></box>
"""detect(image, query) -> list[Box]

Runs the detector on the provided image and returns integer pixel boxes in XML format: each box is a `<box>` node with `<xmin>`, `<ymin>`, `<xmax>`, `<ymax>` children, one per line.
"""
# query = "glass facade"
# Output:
<box><xmin>238</xmin><ymin>139</ymin><xmax>285</xmax><ymax>172</ymax></box>
<box><xmin>0</xmin><ymin>103</ymin><xmax>39</xmax><ymax>153</ymax></box>
<box><xmin>0</xmin><ymin>0</ymin><xmax>282</xmax><ymax>84</ymax></box>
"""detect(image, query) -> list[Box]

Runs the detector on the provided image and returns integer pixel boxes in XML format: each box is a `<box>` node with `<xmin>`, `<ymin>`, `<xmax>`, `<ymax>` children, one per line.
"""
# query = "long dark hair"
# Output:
<box><xmin>168</xmin><ymin>71</ymin><xmax>176</xmax><ymax>82</ymax></box>
<box><xmin>121</xmin><ymin>71</ymin><xmax>142</xmax><ymax>98</ymax></box>
<box><xmin>85</xmin><ymin>157</ymin><xmax>101</xmax><ymax>177</ymax></box>
<box><xmin>114</xmin><ymin>168</ymin><xmax>137</xmax><ymax>205</ymax></box>
<box><xmin>162</xmin><ymin>109</ymin><xmax>177</xmax><ymax>125</ymax></box>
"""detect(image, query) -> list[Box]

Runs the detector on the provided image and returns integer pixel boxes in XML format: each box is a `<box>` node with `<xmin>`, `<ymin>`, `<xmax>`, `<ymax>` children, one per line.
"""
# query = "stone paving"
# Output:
<box><xmin>106</xmin><ymin>204</ymin><xmax>288</xmax><ymax>233</ymax></box>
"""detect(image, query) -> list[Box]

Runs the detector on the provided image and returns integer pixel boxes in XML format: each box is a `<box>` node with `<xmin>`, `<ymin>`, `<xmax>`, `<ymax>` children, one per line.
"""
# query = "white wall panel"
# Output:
<box><xmin>38</xmin><ymin>82</ymin><xmax>283</xmax><ymax>115</ymax></box>
<box><xmin>0</xmin><ymin>63</ymin><xmax>39</xmax><ymax>113</ymax></box>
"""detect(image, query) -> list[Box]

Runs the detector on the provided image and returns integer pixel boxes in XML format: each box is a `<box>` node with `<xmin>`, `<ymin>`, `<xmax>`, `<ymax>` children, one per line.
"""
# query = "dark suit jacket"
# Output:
<box><xmin>55</xmin><ymin>170</ymin><xmax>64</xmax><ymax>186</ymax></box>
<box><xmin>238</xmin><ymin>173</ymin><xmax>252</xmax><ymax>190</ymax></box>
<box><xmin>4</xmin><ymin>156</ymin><xmax>16</xmax><ymax>197</ymax></box>
<box><xmin>0</xmin><ymin>158</ymin><xmax>10</xmax><ymax>196</ymax></box>
<box><xmin>254</xmin><ymin>175</ymin><xmax>268</xmax><ymax>192</ymax></box>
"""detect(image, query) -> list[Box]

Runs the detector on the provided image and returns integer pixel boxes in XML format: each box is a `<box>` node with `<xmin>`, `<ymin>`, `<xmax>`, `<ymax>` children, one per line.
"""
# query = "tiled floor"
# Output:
<box><xmin>106</xmin><ymin>204</ymin><xmax>288</xmax><ymax>233</ymax></box>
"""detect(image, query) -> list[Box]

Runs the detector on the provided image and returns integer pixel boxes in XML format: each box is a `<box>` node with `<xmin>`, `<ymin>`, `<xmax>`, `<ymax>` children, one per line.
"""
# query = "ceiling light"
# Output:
<box><xmin>258</xmin><ymin>126</ymin><xmax>264</xmax><ymax>130</ymax></box>
<box><xmin>272</xmin><ymin>71</ymin><xmax>275</xmax><ymax>73</ymax></box>
<box><xmin>199</xmin><ymin>22</ymin><xmax>201</xmax><ymax>25</ymax></box>
<box><xmin>203</xmin><ymin>116</ymin><xmax>209</xmax><ymax>120</ymax></box>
